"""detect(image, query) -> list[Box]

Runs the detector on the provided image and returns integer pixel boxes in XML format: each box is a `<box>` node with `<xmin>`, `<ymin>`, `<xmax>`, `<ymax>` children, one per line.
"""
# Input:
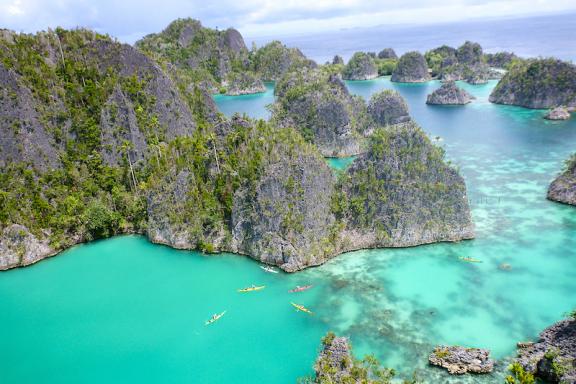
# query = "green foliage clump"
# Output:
<box><xmin>505</xmin><ymin>362</ymin><xmax>535</xmax><ymax>384</ymax></box>
<box><xmin>250</xmin><ymin>40</ymin><xmax>312</xmax><ymax>81</ymax></box>
<box><xmin>342</xmin><ymin>52</ymin><xmax>377</xmax><ymax>79</ymax></box>
<box><xmin>375</xmin><ymin>58</ymin><xmax>398</xmax><ymax>76</ymax></box>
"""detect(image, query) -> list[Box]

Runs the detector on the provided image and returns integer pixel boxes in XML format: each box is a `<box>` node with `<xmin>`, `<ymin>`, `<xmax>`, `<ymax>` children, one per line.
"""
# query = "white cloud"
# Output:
<box><xmin>0</xmin><ymin>0</ymin><xmax>574</xmax><ymax>42</ymax></box>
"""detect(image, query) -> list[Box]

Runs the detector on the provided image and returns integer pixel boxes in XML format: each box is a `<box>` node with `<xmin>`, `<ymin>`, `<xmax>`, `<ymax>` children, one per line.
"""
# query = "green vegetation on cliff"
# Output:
<box><xmin>489</xmin><ymin>58</ymin><xmax>576</xmax><ymax>108</ymax></box>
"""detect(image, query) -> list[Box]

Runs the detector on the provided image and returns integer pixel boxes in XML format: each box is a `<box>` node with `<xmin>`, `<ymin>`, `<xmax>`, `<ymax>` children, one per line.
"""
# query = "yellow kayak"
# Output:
<box><xmin>291</xmin><ymin>302</ymin><xmax>313</xmax><ymax>315</ymax></box>
<box><xmin>205</xmin><ymin>311</ymin><xmax>226</xmax><ymax>325</ymax></box>
<box><xmin>237</xmin><ymin>285</ymin><xmax>265</xmax><ymax>293</ymax></box>
<box><xmin>459</xmin><ymin>256</ymin><xmax>483</xmax><ymax>263</ymax></box>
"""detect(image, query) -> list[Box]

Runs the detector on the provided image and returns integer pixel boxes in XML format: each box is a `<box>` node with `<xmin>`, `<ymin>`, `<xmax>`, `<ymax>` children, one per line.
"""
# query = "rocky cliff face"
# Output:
<box><xmin>489</xmin><ymin>58</ymin><xmax>576</xmax><ymax>108</ymax></box>
<box><xmin>333</xmin><ymin>123</ymin><xmax>474</xmax><ymax>252</ymax></box>
<box><xmin>391</xmin><ymin>51</ymin><xmax>430</xmax><ymax>82</ymax></box>
<box><xmin>426</xmin><ymin>81</ymin><xmax>475</xmax><ymax>105</ymax></box>
<box><xmin>272</xmin><ymin>69</ymin><xmax>369</xmax><ymax>157</ymax></box>
<box><xmin>251</xmin><ymin>40</ymin><xmax>316</xmax><ymax>81</ymax></box>
<box><xmin>367</xmin><ymin>90</ymin><xmax>411</xmax><ymax>125</ymax></box>
<box><xmin>231</xmin><ymin>145</ymin><xmax>336</xmax><ymax>272</ymax></box>
<box><xmin>426</xmin><ymin>42</ymin><xmax>500</xmax><ymax>84</ymax></box>
<box><xmin>135</xmin><ymin>18</ymin><xmax>250</xmax><ymax>87</ymax></box>
<box><xmin>378</xmin><ymin>48</ymin><xmax>397</xmax><ymax>59</ymax></box>
<box><xmin>548</xmin><ymin>154</ymin><xmax>576</xmax><ymax>205</ymax></box>
<box><xmin>0</xmin><ymin>61</ymin><xmax>61</xmax><ymax>171</ymax></box>
<box><xmin>515</xmin><ymin>317</ymin><xmax>576</xmax><ymax>384</ymax></box>
<box><xmin>0</xmin><ymin>28</ymin><xmax>215</xmax><ymax>269</ymax></box>
<box><xmin>343</xmin><ymin>52</ymin><xmax>378</xmax><ymax>80</ymax></box>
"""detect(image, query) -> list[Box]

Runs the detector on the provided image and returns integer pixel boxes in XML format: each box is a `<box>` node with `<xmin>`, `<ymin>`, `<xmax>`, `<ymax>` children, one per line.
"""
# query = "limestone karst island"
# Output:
<box><xmin>1</xmin><ymin>2</ymin><xmax>575</xmax><ymax>383</ymax></box>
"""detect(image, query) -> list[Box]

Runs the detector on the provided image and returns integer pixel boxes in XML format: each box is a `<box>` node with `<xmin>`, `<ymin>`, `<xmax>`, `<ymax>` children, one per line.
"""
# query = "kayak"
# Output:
<box><xmin>238</xmin><ymin>285</ymin><xmax>266</xmax><ymax>292</ymax></box>
<box><xmin>205</xmin><ymin>311</ymin><xmax>226</xmax><ymax>325</ymax></box>
<box><xmin>291</xmin><ymin>302</ymin><xmax>313</xmax><ymax>315</ymax></box>
<box><xmin>289</xmin><ymin>285</ymin><xmax>313</xmax><ymax>293</ymax></box>
<box><xmin>260</xmin><ymin>265</ymin><xmax>279</xmax><ymax>274</ymax></box>
<box><xmin>459</xmin><ymin>256</ymin><xmax>483</xmax><ymax>263</ymax></box>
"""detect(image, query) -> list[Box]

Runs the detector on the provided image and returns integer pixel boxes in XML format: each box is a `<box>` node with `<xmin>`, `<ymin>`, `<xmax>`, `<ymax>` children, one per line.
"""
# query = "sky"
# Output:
<box><xmin>1</xmin><ymin>0</ymin><xmax>576</xmax><ymax>44</ymax></box>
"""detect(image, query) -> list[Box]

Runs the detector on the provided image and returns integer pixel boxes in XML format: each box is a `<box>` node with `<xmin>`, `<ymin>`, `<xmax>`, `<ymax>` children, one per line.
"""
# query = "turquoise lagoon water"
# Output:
<box><xmin>1</xmin><ymin>78</ymin><xmax>576</xmax><ymax>383</ymax></box>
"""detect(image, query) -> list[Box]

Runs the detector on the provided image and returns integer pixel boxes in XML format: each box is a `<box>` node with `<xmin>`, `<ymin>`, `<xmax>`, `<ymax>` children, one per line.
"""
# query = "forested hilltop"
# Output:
<box><xmin>135</xmin><ymin>18</ymin><xmax>316</xmax><ymax>95</ymax></box>
<box><xmin>0</xmin><ymin>23</ymin><xmax>473</xmax><ymax>272</ymax></box>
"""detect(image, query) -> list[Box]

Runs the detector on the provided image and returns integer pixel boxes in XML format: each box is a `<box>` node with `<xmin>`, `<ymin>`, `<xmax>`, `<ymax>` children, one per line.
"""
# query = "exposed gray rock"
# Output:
<box><xmin>485</xmin><ymin>51</ymin><xmax>518</xmax><ymax>68</ymax></box>
<box><xmin>251</xmin><ymin>40</ymin><xmax>316</xmax><ymax>81</ymax></box>
<box><xmin>426</xmin><ymin>81</ymin><xmax>475</xmax><ymax>105</ymax></box>
<box><xmin>378</xmin><ymin>48</ymin><xmax>397</xmax><ymax>59</ymax></box>
<box><xmin>545</xmin><ymin>106</ymin><xmax>571</xmax><ymax>120</ymax></box>
<box><xmin>548</xmin><ymin>154</ymin><xmax>576</xmax><ymax>206</ymax></box>
<box><xmin>224</xmin><ymin>72</ymin><xmax>266</xmax><ymax>95</ymax></box>
<box><xmin>223</xmin><ymin>28</ymin><xmax>246</xmax><ymax>53</ymax></box>
<box><xmin>0</xmin><ymin>224</ymin><xmax>56</xmax><ymax>270</ymax></box>
<box><xmin>456</xmin><ymin>41</ymin><xmax>483</xmax><ymax>66</ymax></box>
<box><xmin>0</xmin><ymin>62</ymin><xmax>61</xmax><ymax>171</ymax></box>
<box><xmin>515</xmin><ymin>318</ymin><xmax>576</xmax><ymax>384</ymax></box>
<box><xmin>272</xmin><ymin>69</ymin><xmax>369</xmax><ymax>157</ymax></box>
<box><xmin>429</xmin><ymin>346</ymin><xmax>495</xmax><ymax>375</ymax></box>
<box><xmin>489</xmin><ymin>58</ymin><xmax>576</xmax><ymax>109</ymax></box>
<box><xmin>391</xmin><ymin>51</ymin><xmax>430</xmax><ymax>83</ymax></box>
<box><xmin>332</xmin><ymin>55</ymin><xmax>344</xmax><ymax>65</ymax></box>
<box><xmin>343</xmin><ymin>52</ymin><xmax>378</xmax><ymax>80</ymax></box>
<box><xmin>335</xmin><ymin>123</ymin><xmax>474</xmax><ymax>251</ymax></box>
<box><xmin>314</xmin><ymin>335</ymin><xmax>354</xmax><ymax>383</ymax></box>
<box><xmin>368</xmin><ymin>90</ymin><xmax>411</xmax><ymax>125</ymax></box>
<box><xmin>232</xmin><ymin>148</ymin><xmax>336</xmax><ymax>272</ymax></box>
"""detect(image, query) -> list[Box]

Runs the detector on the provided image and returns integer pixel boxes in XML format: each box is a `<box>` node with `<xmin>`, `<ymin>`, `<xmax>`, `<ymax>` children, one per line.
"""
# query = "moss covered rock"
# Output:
<box><xmin>343</xmin><ymin>52</ymin><xmax>378</xmax><ymax>80</ymax></box>
<box><xmin>547</xmin><ymin>154</ymin><xmax>576</xmax><ymax>205</ymax></box>
<box><xmin>367</xmin><ymin>90</ymin><xmax>411</xmax><ymax>125</ymax></box>
<box><xmin>333</xmin><ymin>123</ymin><xmax>474</xmax><ymax>251</ymax></box>
<box><xmin>426</xmin><ymin>81</ymin><xmax>475</xmax><ymax>105</ymax></box>
<box><xmin>391</xmin><ymin>51</ymin><xmax>430</xmax><ymax>82</ymax></box>
<box><xmin>489</xmin><ymin>58</ymin><xmax>576</xmax><ymax>108</ymax></box>
<box><xmin>272</xmin><ymin>68</ymin><xmax>369</xmax><ymax>157</ymax></box>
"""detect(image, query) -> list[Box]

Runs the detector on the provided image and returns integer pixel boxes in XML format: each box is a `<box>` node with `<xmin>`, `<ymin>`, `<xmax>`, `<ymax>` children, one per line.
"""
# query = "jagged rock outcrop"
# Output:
<box><xmin>272</xmin><ymin>68</ymin><xmax>369</xmax><ymax>157</ymax></box>
<box><xmin>428</xmin><ymin>346</ymin><xmax>495</xmax><ymax>375</ymax></box>
<box><xmin>333</xmin><ymin>123</ymin><xmax>474</xmax><ymax>251</ymax></box>
<box><xmin>456</xmin><ymin>41</ymin><xmax>483</xmax><ymax>66</ymax></box>
<box><xmin>378</xmin><ymin>48</ymin><xmax>397</xmax><ymax>59</ymax></box>
<box><xmin>391</xmin><ymin>51</ymin><xmax>430</xmax><ymax>82</ymax></box>
<box><xmin>314</xmin><ymin>335</ymin><xmax>354</xmax><ymax>383</ymax></box>
<box><xmin>426</xmin><ymin>42</ymin><xmax>500</xmax><ymax>84</ymax></box>
<box><xmin>343</xmin><ymin>52</ymin><xmax>378</xmax><ymax>80</ymax></box>
<box><xmin>547</xmin><ymin>154</ymin><xmax>576</xmax><ymax>205</ymax></box>
<box><xmin>135</xmin><ymin>18</ymin><xmax>250</xmax><ymax>86</ymax></box>
<box><xmin>515</xmin><ymin>317</ymin><xmax>576</xmax><ymax>384</ymax></box>
<box><xmin>485</xmin><ymin>51</ymin><xmax>518</xmax><ymax>68</ymax></box>
<box><xmin>545</xmin><ymin>106</ymin><xmax>571</xmax><ymax>120</ymax></box>
<box><xmin>0</xmin><ymin>224</ymin><xmax>57</xmax><ymax>270</ymax></box>
<box><xmin>367</xmin><ymin>90</ymin><xmax>411</xmax><ymax>126</ymax></box>
<box><xmin>0</xmin><ymin>61</ymin><xmax>61</xmax><ymax>171</ymax></box>
<box><xmin>231</xmin><ymin>145</ymin><xmax>336</xmax><ymax>272</ymax></box>
<box><xmin>223</xmin><ymin>72</ymin><xmax>266</xmax><ymax>95</ymax></box>
<box><xmin>489</xmin><ymin>58</ymin><xmax>576</xmax><ymax>108</ymax></box>
<box><xmin>426</xmin><ymin>81</ymin><xmax>475</xmax><ymax>105</ymax></box>
<box><xmin>312</xmin><ymin>332</ymin><xmax>395</xmax><ymax>383</ymax></box>
<box><xmin>0</xmin><ymin>28</ymin><xmax>216</xmax><ymax>270</ymax></box>
<box><xmin>251</xmin><ymin>40</ymin><xmax>316</xmax><ymax>81</ymax></box>
<box><xmin>332</xmin><ymin>55</ymin><xmax>344</xmax><ymax>65</ymax></box>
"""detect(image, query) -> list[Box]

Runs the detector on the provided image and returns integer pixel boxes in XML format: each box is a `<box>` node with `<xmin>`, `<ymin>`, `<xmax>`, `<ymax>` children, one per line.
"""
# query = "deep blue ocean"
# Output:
<box><xmin>247</xmin><ymin>12</ymin><xmax>576</xmax><ymax>63</ymax></box>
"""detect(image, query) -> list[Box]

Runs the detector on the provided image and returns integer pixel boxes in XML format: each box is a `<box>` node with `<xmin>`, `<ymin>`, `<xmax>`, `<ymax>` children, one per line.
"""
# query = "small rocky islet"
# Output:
<box><xmin>426</xmin><ymin>81</ymin><xmax>475</xmax><ymax>105</ymax></box>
